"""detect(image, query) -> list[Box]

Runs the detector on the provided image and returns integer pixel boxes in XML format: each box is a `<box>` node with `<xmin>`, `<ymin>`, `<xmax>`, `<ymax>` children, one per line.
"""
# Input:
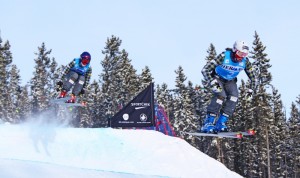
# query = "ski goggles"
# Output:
<box><xmin>81</xmin><ymin>57</ymin><xmax>90</xmax><ymax>65</ymax></box>
<box><xmin>236</xmin><ymin>50</ymin><xmax>248</xmax><ymax>58</ymax></box>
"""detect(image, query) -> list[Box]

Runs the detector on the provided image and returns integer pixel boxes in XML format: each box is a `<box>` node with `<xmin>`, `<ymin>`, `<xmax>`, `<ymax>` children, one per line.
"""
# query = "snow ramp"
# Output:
<box><xmin>0</xmin><ymin>123</ymin><xmax>242</xmax><ymax>178</ymax></box>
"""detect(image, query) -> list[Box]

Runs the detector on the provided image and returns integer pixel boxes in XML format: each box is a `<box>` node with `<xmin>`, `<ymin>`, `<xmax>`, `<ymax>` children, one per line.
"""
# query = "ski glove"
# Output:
<box><xmin>210</xmin><ymin>79</ymin><xmax>222</xmax><ymax>93</ymax></box>
<box><xmin>56</xmin><ymin>81</ymin><xmax>63</xmax><ymax>92</ymax></box>
<box><xmin>79</xmin><ymin>89</ymin><xmax>85</xmax><ymax>95</ymax></box>
<box><xmin>56</xmin><ymin>81</ymin><xmax>63</xmax><ymax>87</ymax></box>
<box><xmin>246</xmin><ymin>89</ymin><xmax>253</xmax><ymax>101</ymax></box>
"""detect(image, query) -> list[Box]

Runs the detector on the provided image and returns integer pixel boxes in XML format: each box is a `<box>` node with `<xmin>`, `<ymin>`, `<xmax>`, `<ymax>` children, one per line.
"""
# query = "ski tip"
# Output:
<box><xmin>236</xmin><ymin>133</ymin><xmax>243</xmax><ymax>139</ymax></box>
<box><xmin>247</xmin><ymin>129</ymin><xmax>256</xmax><ymax>135</ymax></box>
<box><xmin>80</xmin><ymin>101</ymin><xmax>88</xmax><ymax>107</ymax></box>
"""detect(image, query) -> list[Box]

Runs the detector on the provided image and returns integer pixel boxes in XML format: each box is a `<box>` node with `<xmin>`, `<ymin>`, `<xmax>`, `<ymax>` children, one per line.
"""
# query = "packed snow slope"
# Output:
<box><xmin>0</xmin><ymin>121</ymin><xmax>242</xmax><ymax>178</ymax></box>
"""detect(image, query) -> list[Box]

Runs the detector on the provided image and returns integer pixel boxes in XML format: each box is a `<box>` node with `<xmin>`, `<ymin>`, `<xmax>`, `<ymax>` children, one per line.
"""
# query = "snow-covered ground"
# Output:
<box><xmin>0</xmin><ymin>119</ymin><xmax>242</xmax><ymax>178</ymax></box>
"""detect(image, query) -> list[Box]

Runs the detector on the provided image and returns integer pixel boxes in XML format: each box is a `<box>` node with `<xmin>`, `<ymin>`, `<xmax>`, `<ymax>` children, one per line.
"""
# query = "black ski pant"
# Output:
<box><xmin>206</xmin><ymin>77</ymin><xmax>238</xmax><ymax>117</ymax></box>
<box><xmin>62</xmin><ymin>71</ymin><xmax>85</xmax><ymax>96</ymax></box>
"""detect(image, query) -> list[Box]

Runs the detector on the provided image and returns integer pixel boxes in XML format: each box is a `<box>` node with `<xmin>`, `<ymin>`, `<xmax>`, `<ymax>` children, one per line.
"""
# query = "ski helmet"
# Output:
<box><xmin>80</xmin><ymin>51</ymin><xmax>91</xmax><ymax>66</ymax></box>
<box><xmin>233</xmin><ymin>40</ymin><xmax>249</xmax><ymax>61</ymax></box>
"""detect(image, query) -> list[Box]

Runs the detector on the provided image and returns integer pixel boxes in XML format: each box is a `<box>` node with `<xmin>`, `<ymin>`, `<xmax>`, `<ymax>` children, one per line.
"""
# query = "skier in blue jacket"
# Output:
<box><xmin>200</xmin><ymin>40</ymin><xmax>256</xmax><ymax>133</ymax></box>
<box><xmin>57</xmin><ymin>51</ymin><xmax>92</xmax><ymax>103</ymax></box>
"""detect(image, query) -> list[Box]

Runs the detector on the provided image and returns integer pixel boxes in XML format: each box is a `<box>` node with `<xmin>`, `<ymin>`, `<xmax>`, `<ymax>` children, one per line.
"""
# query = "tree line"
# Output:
<box><xmin>0</xmin><ymin>32</ymin><xmax>299</xmax><ymax>178</ymax></box>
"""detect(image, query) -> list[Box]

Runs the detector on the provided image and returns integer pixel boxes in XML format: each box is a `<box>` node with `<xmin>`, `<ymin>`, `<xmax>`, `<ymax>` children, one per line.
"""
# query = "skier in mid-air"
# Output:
<box><xmin>56</xmin><ymin>51</ymin><xmax>92</xmax><ymax>103</ymax></box>
<box><xmin>199</xmin><ymin>40</ymin><xmax>256</xmax><ymax>133</ymax></box>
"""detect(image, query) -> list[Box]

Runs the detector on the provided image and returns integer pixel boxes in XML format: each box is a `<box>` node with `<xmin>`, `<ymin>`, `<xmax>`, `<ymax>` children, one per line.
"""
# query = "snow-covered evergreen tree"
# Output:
<box><xmin>117</xmin><ymin>49</ymin><xmax>139</xmax><ymax>107</ymax></box>
<box><xmin>0</xmin><ymin>38</ymin><xmax>12</xmax><ymax>122</ymax></box>
<box><xmin>156</xmin><ymin>83</ymin><xmax>172</xmax><ymax>117</ymax></box>
<box><xmin>269</xmin><ymin>87</ymin><xmax>287</xmax><ymax>177</ymax></box>
<box><xmin>100</xmin><ymin>35</ymin><xmax>121</xmax><ymax>92</ymax></box>
<box><xmin>78</xmin><ymin>106</ymin><xmax>92</xmax><ymax>128</ymax></box>
<box><xmin>30</xmin><ymin>43</ymin><xmax>54</xmax><ymax>114</ymax></box>
<box><xmin>251</xmin><ymin>32</ymin><xmax>272</xmax><ymax>86</ymax></box>
<box><xmin>18</xmin><ymin>85</ymin><xmax>31</xmax><ymax>121</ymax></box>
<box><xmin>48</xmin><ymin>58</ymin><xmax>59</xmax><ymax>98</ymax></box>
<box><xmin>286</xmin><ymin>102</ymin><xmax>300</xmax><ymax>178</ymax></box>
<box><xmin>88</xmin><ymin>80</ymin><xmax>107</xmax><ymax>127</ymax></box>
<box><xmin>249</xmin><ymin>31</ymin><xmax>275</xmax><ymax>178</ymax></box>
<box><xmin>139</xmin><ymin>66</ymin><xmax>153</xmax><ymax>90</ymax></box>
<box><xmin>99</xmin><ymin>36</ymin><xmax>141</xmax><ymax>121</ymax></box>
<box><xmin>100</xmin><ymin>35</ymin><xmax>122</xmax><ymax>118</ymax></box>
<box><xmin>7</xmin><ymin>64</ymin><xmax>22</xmax><ymax>123</ymax></box>
<box><xmin>173</xmin><ymin>66</ymin><xmax>196</xmax><ymax>137</ymax></box>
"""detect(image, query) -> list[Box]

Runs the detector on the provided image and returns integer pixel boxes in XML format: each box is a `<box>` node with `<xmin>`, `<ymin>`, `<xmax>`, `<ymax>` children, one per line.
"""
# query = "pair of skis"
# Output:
<box><xmin>50</xmin><ymin>97</ymin><xmax>87</xmax><ymax>107</ymax></box>
<box><xmin>182</xmin><ymin>129</ymin><xmax>256</xmax><ymax>139</ymax></box>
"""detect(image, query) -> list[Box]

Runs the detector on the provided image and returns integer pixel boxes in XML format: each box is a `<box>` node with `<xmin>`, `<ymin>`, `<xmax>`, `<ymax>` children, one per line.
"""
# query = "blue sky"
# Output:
<box><xmin>1</xmin><ymin>0</ymin><xmax>300</xmax><ymax>114</ymax></box>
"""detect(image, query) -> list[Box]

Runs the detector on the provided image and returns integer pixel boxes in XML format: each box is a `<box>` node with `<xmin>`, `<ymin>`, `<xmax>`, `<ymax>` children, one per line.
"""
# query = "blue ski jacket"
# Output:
<box><xmin>202</xmin><ymin>48</ymin><xmax>256</xmax><ymax>90</ymax></box>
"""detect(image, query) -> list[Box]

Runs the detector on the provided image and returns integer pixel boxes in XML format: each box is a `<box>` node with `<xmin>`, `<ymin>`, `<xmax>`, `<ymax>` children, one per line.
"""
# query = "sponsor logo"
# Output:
<box><xmin>135</xmin><ymin>107</ymin><xmax>146</xmax><ymax>110</ymax></box>
<box><xmin>78</xmin><ymin>80</ymin><xmax>85</xmax><ymax>85</ymax></box>
<box><xmin>131</xmin><ymin>102</ymin><xmax>150</xmax><ymax>110</ymax></box>
<box><xmin>220</xmin><ymin>64</ymin><xmax>243</xmax><ymax>72</ymax></box>
<box><xmin>140</xmin><ymin>113</ymin><xmax>147</xmax><ymax>122</ymax></box>
<box><xmin>243</xmin><ymin>46</ymin><xmax>249</xmax><ymax>50</ymax></box>
<box><xmin>131</xmin><ymin>102</ymin><xmax>150</xmax><ymax>107</ymax></box>
<box><xmin>123</xmin><ymin>113</ymin><xmax>129</xmax><ymax>120</ymax></box>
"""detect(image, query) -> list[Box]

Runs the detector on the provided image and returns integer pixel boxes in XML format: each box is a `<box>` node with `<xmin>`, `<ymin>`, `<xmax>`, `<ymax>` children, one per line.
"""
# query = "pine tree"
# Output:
<box><xmin>7</xmin><ymin>64</ymin><xmax>22</xmax><ymax>123</ymax></box>
<box><xmin>269</xmin><ymin>87</ymin><xmax>288</xmax><ymax>177</ymax></box>
<box><xmin>249</xmin><ymin>31</ymin><xmax>274</xmax><ymax>178</ymax></box>
<box><xmin>100</xmin><ymin>35</ymin><xmax>122</xmax><ymax>119</ymax></box>
<box><xmin>187</xmin><ymin>81</ymin><xmax>198</xmax><ymax>116</ymax></box>
<box><xmin>156</xmin><ymin>83</ymin><xmax>172</xmax><ymax>116</ymax></box>
<box><xmin>173</xmin><ymin>66</ymin><xmax>196</xmax><ymax>137</ymax></box>
<box><xmin>139</xmin><ymin>66</ymin><xmax>153</xmax><ymax>90</ymax></box>
<box><xmin>100</xmin><ymin>36</ymin><xmax>142</xmax><ymax>120</ymax></box>
<box><xmin>100</xmin><ymin>35</ymin><xmax>122</xmax><ymax>93</ymax></box>
<box><xmin>296</xmin><ymin>95</ymin><xmax>300</xmax><ymax>107</ymax></box>
<box><xmin>30</xmin><ymin>43</ymin><xmax>53</xmax><ymax>115</ymax></box>
<box><xmin>117</xmin><ymin>49</ymin><xmax>139</xmax><ymax>107</ymax></box>
<box><xmin>78</xmin><ymin>106</ymin><xmax>92</xmax><ymax>128</ymax></box>
<box><xmin>0</xmin><ymin>38</ymin><xmax>13</xmax><ymax>122</ymax></box>
<box><xmin>287</xmin><ymin>102</ymin><xmax>300</xmax><ymax>177</ymax></box>
<box><xmin>18</xmin><ymin>85</ymin><xmax>31</xmax><ymax>121</ymax></box>
<box><xmin>251</xmin><ymin>31</ymin><xmax>272</xmax><ymax>86</ymax></box>
<box><xmin>89</xmin><ymin>80</ymin><xmax>107</xmax><ymax>127</ymax></box>
<box><xmin>48</xmin><ymin>58</ymin><xmax>59</xmax><ymax>98</ymax></box>
<box><xmin>173</xmin><ymin>66</ymin><xmax>187</xmax><ymax>133</ymax></box>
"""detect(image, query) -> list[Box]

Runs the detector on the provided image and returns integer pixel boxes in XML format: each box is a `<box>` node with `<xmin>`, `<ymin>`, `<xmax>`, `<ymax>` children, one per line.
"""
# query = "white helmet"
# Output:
<box><xmin>233</xmin><ymin>40</ymin><xmax>249</xmax><ymax>53</ymax></box>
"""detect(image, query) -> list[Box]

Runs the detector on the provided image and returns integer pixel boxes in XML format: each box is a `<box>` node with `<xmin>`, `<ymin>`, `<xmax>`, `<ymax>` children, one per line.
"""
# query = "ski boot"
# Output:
<box><xmin>57</xmin><ymin>90</ymin><xmax>67</xmax><ymax>99</ymax></box>
<box><xmin>199</xmin><ymin>113</ymin><xmax>216</xmax><ymax>133</ymax></box>
<box><xmin>66</xmin><ymin>93</ymin><xmax>76</xmax><ymax>103</ymax></box>
<box><xmin>215</xmin><ymin>113</ymin><xmax>229</xmax><ymax>132</ymax></box>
